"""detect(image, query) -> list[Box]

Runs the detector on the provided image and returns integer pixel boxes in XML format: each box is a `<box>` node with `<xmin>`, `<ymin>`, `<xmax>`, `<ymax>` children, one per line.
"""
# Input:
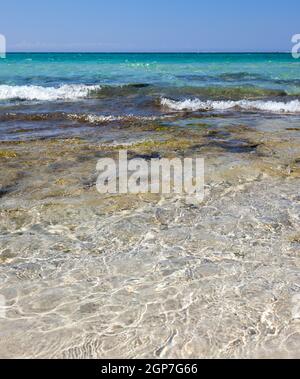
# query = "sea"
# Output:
<box><xmin>1</xmin><ymin>52</ymin><xmax>300</xmax><ymax>141</ymax></box>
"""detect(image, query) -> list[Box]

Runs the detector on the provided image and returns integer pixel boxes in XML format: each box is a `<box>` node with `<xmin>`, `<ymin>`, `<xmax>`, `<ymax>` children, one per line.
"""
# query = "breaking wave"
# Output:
<box><xmin>0</xmin><ymin>84</ymin><xmax>102</xmax><ymax>101</ymax></box>
<box><xmin>161</xmin><ymin>97</ymin><xmax>300</xmax><ymax>114</ymax></box>
<box><xmin>0</xmin><ymin>83</ymin><xmax>289</xmax><ymax>102</ymax></box>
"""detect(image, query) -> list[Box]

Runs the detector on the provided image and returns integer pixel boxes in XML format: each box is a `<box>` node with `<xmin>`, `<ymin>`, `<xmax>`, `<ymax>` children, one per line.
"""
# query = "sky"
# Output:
<box><xmin>1</xmin><ymin>0</ymin><xmax>300</xmax><ymax>52</ymax></box>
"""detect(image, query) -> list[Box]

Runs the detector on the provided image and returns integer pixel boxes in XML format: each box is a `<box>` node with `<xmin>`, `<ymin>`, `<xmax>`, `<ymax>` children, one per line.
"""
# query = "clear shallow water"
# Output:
<box><xmin>0</xmin><ymin>53</ymin><xmax>300</xmax><ymax>358</ymax></box>
<box><xmin>0</xmin><ymin>115</ymin><xmax>299</xmax><ymax>358</ymax></box>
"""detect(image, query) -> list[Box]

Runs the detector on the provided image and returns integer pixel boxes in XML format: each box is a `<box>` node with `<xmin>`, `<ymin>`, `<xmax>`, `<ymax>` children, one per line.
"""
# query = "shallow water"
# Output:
<box><xmin>0</xmin><ymin>54</ymin><xmax>299</xmax><ymax>358</ymax></box>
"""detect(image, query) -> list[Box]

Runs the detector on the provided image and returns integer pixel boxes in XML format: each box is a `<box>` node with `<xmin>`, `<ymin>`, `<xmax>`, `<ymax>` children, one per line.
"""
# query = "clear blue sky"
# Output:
<box><xmin>1</xmin><ymin>0</ymin><xmax>299</xmax><ymax>52</ymax></box>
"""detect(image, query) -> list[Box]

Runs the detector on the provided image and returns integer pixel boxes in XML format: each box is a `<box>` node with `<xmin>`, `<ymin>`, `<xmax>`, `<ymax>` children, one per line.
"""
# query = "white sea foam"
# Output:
<box><xmin>68</xmin><ymin>114</ymin><xmax>125</xmax><ymax>123</ymax></box>
<box><xmin>161</xmin><ymin>97</ymin><xmax>300</xmax><ymax>114</ymax></box>
<box><xmin>0</xmin><ymin>84</ymin><xmax>101</xmax><ymax>101</ymax></box>
<box><xmin>68</xmin><ymin>113</ymin><xmax>169</xmax><ymax>124</ymax></box>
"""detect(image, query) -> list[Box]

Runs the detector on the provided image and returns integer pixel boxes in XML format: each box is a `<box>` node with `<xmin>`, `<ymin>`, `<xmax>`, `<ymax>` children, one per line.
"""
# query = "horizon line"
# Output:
<box><xmin>5</xmin><ymin>51</ymin><xmax>291</xmax><ymax>54</ymax></box>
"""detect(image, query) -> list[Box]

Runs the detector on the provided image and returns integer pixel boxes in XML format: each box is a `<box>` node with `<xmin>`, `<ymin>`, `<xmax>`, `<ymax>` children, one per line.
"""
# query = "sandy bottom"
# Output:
<box><xmin>0</xmin><ymin>114</ymin><xmax>299</xmax><ymax>358</ymax></box>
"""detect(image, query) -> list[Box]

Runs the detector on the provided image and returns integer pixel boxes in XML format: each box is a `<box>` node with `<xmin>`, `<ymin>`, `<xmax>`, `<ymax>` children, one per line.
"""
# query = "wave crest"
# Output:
<box><xmin>161</xmin><ymin>97</ymin><xmax>300</xmax><ymax>114</ymax></box>
<box><xmin>0</xmin><ymin>84</ymin><xmax>102</xmax><ymax>101</ymax></box>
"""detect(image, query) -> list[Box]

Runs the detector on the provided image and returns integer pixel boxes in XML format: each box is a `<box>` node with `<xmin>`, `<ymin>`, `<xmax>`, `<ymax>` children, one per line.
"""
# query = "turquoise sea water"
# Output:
<box><xmin>1</xmin><ymin>52</ymin><xmax>300</xmax><ymax>89</ymax></box>
<box><xmin>1</xmin><ymin>53</ymin><xmax>300</xmax><ymax>140</ymax></box>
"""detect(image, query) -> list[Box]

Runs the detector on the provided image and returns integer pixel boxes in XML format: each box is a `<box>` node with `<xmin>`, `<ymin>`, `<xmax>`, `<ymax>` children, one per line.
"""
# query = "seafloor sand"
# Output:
<box><xmin>0</xmin><ymin>115</ymin><xmax>299</xmax><ymax>358</ymax></box>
